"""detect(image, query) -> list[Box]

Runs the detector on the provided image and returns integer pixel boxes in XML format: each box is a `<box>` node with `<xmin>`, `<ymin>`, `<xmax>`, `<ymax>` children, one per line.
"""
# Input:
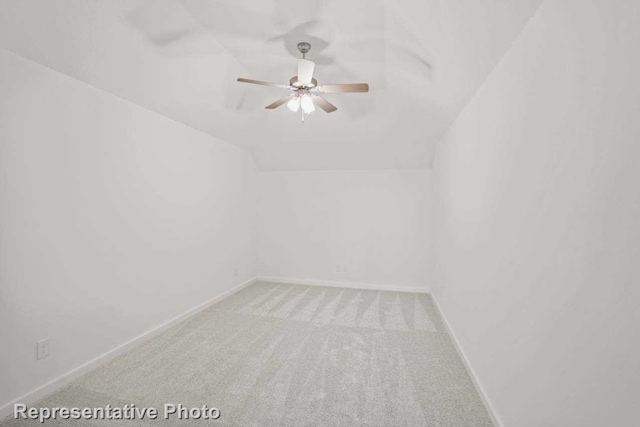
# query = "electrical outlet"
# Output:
<box><xmin>336</xmin><ymin>264</ymin><xmax>348</xmax><ymax>273</ymax></box>
<box><xmin>342</xmin><ymin>265</ymin><xmax>348</xmax><ymax>273</ymax></box>
<box><xmin>36</xmin><ymin>339</ymin><xmax>50</xmax><ymax>360</ymax></box>
<box><xmin>234</xmin><ymin>267</ymin><xmax>239</xmax><ymax>277</ymax></box>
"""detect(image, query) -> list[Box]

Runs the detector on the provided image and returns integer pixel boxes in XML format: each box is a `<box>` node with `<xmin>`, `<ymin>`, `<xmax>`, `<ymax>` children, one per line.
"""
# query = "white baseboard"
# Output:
<box><xmin>431</xmin><ymin>295</ymin><xmax>502</xmax><ymax>427</ymax></box>
<box><xmin>0</xmin><ymin>277</ymin><xmax>258</xmax><ymax>420</ymax></box>
<box><xmin>257</xmin><ymin>276</ymin><xmax>430</xmax><ymax>294</ymax></box>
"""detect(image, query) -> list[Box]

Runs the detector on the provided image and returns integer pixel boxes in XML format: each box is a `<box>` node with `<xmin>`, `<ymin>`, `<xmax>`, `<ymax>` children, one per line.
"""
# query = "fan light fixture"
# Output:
<box><xmin>286</xmin><ymin>93</ymin><xmax>315</xmax><ymax>117</ymax></box>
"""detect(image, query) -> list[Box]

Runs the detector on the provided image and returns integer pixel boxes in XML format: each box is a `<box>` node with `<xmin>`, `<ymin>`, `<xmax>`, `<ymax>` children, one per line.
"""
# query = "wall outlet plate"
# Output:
<box><xmin>36</xmin><ymin>339</ymin><xmax>50</xmax><ymax>360</ymax></box>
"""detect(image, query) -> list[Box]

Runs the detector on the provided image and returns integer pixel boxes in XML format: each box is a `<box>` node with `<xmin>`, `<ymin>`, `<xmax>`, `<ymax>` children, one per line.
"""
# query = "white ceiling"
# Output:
<box><xmin>0</xmin><ymin>0</ymin><xmax>543</xmax><ymax>170</ymax></box>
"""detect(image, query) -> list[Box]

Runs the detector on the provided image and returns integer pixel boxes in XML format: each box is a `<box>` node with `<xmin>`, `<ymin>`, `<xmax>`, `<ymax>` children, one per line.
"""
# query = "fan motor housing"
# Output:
<box><xmin>290</xmin><ymin>76</ymin><xmax>317</xmax><ymax>88</ymax></box>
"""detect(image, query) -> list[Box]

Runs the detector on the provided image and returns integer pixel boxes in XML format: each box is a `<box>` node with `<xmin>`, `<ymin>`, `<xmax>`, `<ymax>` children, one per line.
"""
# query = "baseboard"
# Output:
<box><xmin>431</xmin><ymin>296</ymin><xmax>503</xmax><ymax>427</ymax></box>
<box><xmin>257</xmin><ymin>276</ymin><xmax>430</xmax><ymax>294</ymax></box>
<box><xmin>0</xmin><ymin>277</ymin><xmax>258</xmax><ymax>420</ymax></box>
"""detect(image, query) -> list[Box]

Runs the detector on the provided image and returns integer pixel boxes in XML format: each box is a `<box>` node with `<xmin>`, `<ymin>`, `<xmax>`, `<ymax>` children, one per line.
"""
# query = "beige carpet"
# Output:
<box><xmin>2</xmin><ymin>282</ymin><xmax>493</xmax><ymax>426</ymax></box>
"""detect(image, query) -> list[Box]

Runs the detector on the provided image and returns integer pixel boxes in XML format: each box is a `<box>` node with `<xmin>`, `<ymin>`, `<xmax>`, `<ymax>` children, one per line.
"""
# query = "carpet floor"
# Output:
<box><xmin>2</xmin><ymin>282</ymin><xmax>493</xmax><ymax>426</ymax></box>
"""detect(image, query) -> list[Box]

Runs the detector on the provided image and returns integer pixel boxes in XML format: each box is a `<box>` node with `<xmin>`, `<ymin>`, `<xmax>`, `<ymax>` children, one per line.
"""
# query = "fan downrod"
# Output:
<box><xmin>297</xmin><ymin>42</ymin><xmax>311</xmax><ymax>59</ymax></box>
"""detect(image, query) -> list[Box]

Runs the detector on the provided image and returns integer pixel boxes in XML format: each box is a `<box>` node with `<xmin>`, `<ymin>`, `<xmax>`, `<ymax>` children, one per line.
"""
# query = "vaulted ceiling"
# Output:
<box><xmin>0</xmin><ymin>0</ymin><xmax>543</xmax><ymax>170</ymax></box>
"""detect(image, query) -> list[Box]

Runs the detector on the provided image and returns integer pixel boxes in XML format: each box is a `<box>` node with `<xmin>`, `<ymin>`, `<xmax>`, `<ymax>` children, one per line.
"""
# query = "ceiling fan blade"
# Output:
<box><xmin>265</xmin><ymin>94</ymin><xmax>294</xmax><ymax>110</ymax></box>
<box><xmin>297</xmin><ymin>59</ymin><xmax>315</xmax><ymax>84</ymax></box>
<box><xmin>237</xmin><ymin>78</ymin><xmax>290</xmax><ymax>89</ymax></box>
<box><xmin>312</xmin><ymin>95</ymin><xmax>337</xmax><ymax>113</ymax></box>
<box><xmin>315</xmin><ymin>83</ymin><xmax>369</xmax><ymax>93</ymax></box>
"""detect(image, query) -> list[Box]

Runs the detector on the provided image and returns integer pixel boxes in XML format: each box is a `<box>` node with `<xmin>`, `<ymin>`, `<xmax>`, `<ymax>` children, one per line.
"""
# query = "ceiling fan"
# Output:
<box><xmin>237</xmin><ymin>42</ymin><xmax>369</xmax><ymax>122</ymax></box>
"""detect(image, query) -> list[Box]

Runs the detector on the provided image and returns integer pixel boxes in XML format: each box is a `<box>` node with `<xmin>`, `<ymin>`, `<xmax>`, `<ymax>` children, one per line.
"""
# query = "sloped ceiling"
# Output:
<box><xmin>0</xmin><ymin>0</ymin><xmax>543</xmax><ymax>170</ymax></box>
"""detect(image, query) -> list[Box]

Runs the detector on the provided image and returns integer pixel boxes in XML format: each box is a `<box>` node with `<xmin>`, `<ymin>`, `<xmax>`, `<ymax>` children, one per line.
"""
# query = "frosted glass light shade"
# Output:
<box><xmin>287</xmin><ymin>97</ymin><xmax>300</xmax><ymax>112</ymax></box>
<box><xmin>300</xmin><ymin>94</ymin><xmax>315</xmax><ymax>114</ymax></box>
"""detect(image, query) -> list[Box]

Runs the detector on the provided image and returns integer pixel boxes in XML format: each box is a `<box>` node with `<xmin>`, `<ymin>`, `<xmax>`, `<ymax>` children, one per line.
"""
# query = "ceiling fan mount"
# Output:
<box><xmin>237</xmin><ymin>41</ymin><xmax>369</xmax><ymax>121</ymax></box>
<box><xmin>297</xmin><ymin>41</ymin><xmax>311</xmax><ymax>58</ymax></box>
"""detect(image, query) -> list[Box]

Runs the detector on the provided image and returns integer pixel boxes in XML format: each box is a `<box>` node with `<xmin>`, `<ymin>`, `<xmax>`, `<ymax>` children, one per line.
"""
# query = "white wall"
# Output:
<box><xmin>432</xmin><ymin>0</ymin><xmax>640</xmax><ymax>425</ymax></box>
<box><xmin>0</xmin><ymin>48</ymin><xmax>258</xmax><ymax>411</ymax></box>
<box><xmin>258</xmin><ymin>170</ymin><xmax>431</xmax><ymax>292</ymax></box>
